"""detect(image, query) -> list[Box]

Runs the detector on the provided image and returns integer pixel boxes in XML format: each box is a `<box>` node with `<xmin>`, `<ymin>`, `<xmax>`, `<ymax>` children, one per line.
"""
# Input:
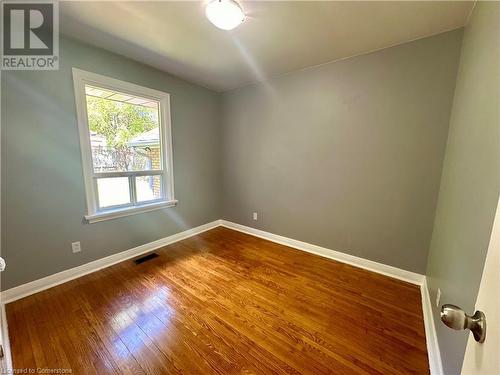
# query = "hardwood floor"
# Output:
<box><xmin>7</xmin><ymin>227</ymin><xmax>429</xmax><ymax>374</ymax></box>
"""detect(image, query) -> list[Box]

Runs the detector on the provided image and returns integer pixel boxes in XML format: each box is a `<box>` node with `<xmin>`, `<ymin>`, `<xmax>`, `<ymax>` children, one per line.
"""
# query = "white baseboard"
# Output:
<box><xmin>221</xmin><ymin>220</ymin><xmax>441</xmax><ymax>373</ymax></box>
<box><xmin>220</xmin><ymin>220</ymin><xmax>425</xmax><ymax>285</ymax></box>
<box><xmin>0</xmin><ymin>220</ymin><xmax>221</xmax><ymax>304</ymax></box>
<box><xmin>1</xmin><ymin>218</ymin><xmax>435</xmax><ymax>374</ymax></box>
<box><xmin>0</xmin><ymin>219</ymin><xmax>425</xmax><ymax>304</ymax></box>
<box><xmin>421</xmin><ymin>277</ymin><xmax>443</xmax><ymax>375</ymax></box>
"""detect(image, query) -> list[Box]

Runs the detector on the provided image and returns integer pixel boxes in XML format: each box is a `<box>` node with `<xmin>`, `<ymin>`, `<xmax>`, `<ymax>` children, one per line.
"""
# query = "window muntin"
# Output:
<box><xmin>73</xmin><ymin>69</ymin><xmax>175</xmax><ymax>222</ymax></box>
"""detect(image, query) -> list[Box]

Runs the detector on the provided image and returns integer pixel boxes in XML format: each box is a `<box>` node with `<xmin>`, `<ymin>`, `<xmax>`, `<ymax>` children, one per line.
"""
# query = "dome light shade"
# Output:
<box><xmin>205</xmin><ymin>0</ymin><xmax>244</xmax><ymax>31</ymax></box>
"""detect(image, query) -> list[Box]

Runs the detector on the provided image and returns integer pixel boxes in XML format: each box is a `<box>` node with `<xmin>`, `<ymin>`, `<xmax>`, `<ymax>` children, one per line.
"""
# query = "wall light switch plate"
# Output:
<box><xmin>72</xmin><ymin>241</ymin><xmax>81</xmax><ymax>253</ymax></box>
<box><xmin>253</xmin><ymin>212</ymin><xmax>258</xmax><ymax>220</ymax></box>
<box><xmin>436</xmin><ymin>288</ymin><xmax>441</xmax><ymax>308</ymax></box>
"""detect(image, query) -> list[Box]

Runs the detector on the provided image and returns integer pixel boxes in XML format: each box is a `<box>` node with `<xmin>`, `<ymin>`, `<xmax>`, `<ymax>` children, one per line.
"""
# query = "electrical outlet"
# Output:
<box><xmin>72</xmin><ymin>241</ymin><xmax>81</xmax><ymax>253</ymax></box>
<box><xmin>436</xmin><ymin>288</ymin><xmax>441</xmax><ymax>308</ymax></box>
<box><xmin>253</xmin><ymin>212</ymin><xmax>258</xmax><ymax>221</ymax></box>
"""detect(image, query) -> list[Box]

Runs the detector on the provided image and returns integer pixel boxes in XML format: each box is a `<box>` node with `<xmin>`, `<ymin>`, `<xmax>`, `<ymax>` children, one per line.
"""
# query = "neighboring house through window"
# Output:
<box><xmin>72</xmin><ymin>68</ymin><xmax>176</xmax><ymax>223</ymax></box>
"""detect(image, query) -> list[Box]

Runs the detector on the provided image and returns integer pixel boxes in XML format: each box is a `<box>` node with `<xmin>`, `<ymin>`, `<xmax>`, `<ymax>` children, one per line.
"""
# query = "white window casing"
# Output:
<box><xmin>72</xmin><ymin>68</ymin><xmax>176</xmax><ymax>223</ymax></box>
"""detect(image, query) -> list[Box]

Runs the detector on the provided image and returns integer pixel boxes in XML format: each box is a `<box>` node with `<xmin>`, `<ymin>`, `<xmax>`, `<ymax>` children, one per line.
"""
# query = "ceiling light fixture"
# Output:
<box><xmin>205</xmin><ymin>0</ymin><xmax>244</xmax><ymax>31</ymax></box>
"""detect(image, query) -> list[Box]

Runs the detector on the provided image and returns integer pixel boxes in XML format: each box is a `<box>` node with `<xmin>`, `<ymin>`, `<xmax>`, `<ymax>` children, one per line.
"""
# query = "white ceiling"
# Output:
<box><xmin>61</xmin><ymin>1</ymin><xmax>474</xmax><ymax>92</ymax></box>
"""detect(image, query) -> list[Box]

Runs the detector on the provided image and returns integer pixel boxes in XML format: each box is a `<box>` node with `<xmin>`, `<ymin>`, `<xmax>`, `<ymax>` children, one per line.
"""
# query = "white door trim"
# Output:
<box><xmin>0</xmin><ymin>304</ymin><xmax>12</xmax><ymax>373</ymax></box>
<box><xmin>421</xmin><ymin>277</ymin><xmax>444</xmax><ymax>375</ymax></box>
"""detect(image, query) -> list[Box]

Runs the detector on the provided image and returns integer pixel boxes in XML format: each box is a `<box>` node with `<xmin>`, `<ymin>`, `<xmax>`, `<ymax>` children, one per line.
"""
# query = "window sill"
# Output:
<box><xmin>85</xmin><ymin>200</ymin><xmax>178</xmax><ymax>224</ymax></box>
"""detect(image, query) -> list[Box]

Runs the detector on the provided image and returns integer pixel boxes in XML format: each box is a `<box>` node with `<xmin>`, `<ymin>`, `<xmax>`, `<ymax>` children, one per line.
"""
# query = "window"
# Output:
<box><xmin>72</xmin><ymin>68</ymin><xmax>176</xmax><ymax>223</ymax></box>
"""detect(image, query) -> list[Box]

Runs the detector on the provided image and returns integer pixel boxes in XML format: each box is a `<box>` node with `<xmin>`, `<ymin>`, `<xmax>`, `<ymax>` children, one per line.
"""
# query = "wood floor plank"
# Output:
<box><xmin>6</xmin><ymin>227</ymin><xmax>429</xmax><ymax>374</ymax></box>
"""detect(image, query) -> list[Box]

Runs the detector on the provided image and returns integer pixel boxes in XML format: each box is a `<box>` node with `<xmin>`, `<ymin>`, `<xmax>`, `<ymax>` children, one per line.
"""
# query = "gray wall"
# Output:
<box><xmin>426</xmin><ymin>3</ymin><xmax>500</xmax><ymax>374</ymax></box>
<box><xmin>1</xmin><ymin>36</ymin><xmax>222</xmax><ymax>290</ymax></box>
<box><xmin>221</xmin><ymin>30</ymin><xmax>463</xmax><ymax>274</ymax></box>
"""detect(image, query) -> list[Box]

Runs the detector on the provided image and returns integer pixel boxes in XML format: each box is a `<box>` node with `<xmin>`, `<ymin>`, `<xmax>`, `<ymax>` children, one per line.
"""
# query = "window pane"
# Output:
<box><xmin>136</xmin><ymin>175</ymin><xmax>162</xmax><ymax>202</ymax></box>
<box><xmin>97</xmin><ymin>177</ymin><xmax>131</xmax><ymax>208</ymax></box>
<box><xmin>85</xmin><ymin>84</ymin><xmax>161</xmax><ymax>173</ymax></box>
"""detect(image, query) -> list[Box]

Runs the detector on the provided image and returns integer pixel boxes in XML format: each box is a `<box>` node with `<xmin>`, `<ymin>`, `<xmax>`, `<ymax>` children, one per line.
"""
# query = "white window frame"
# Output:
<box><xmin>72</xmin><ymin>68</ymin><xmax>176</xmax><ymax>223</ymax></box>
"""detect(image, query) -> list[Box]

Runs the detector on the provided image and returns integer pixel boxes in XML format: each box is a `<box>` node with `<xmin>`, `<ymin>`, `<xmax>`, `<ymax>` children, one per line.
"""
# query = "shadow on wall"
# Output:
<box><xmin>425</xmin><ymin>2</ymin><xmax>500</xmax><ymax>375</ymax></box>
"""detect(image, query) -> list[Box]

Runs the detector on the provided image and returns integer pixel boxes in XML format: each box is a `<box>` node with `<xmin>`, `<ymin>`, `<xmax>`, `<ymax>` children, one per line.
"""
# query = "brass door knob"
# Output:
<box><xmin>440</xmin><ymin>304</ymin><xmax>486</xmax><ymax>343</ymax></box>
